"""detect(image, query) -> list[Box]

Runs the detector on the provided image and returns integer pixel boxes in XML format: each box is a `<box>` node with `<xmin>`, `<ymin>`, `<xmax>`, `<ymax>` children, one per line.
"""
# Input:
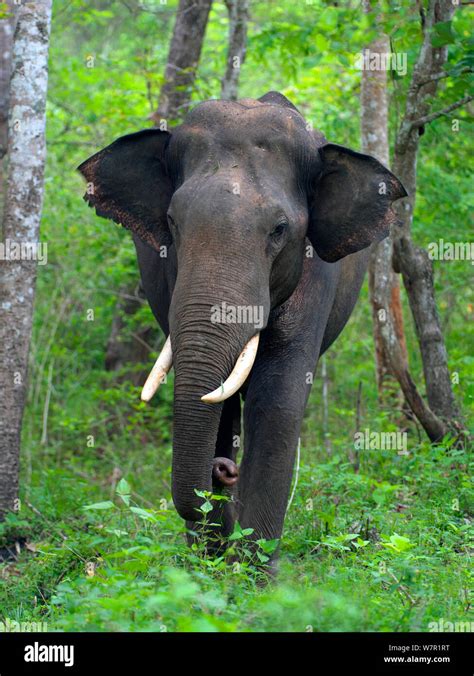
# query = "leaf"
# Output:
<box><xmin>315</xmin><ymin>34</ymin><xmax>329</xmax><ymax>52</ymax></box>
<box><xmin>336</xmin><ymin>533</ymin><xmax>360</xmax><ymax>542</ymax></box>
<box><xmin>115</xmin><ymin>478</ymin><xmax>131</xmax><ymax>505</ymax></box>
<box><xmin>83</xmin><ymin>501</ymin><xmax>115</xmax><ymax>510</ymax></box>
<box><xmin>200</xmin><ymin>501</ymin><xmax>213</xmax><ymax>514</ymax></box>
<box><xmin>194</xmin><ymin>489</ymin><xmax>208</xmax><ymax>498</ymax></box>
<box><xmin>381</xmin><ymin>533</ymin><xmax>414</xmax><ymax>553</ymax></box>
<box><xmin>208</xmin><ymin>494</ymin><xmax>229</xmax><ymax>502</ymax></box>
<box><xmin>256</xmin><ymin>551</ymin><xmax>270</xmax><ymax>563</ymax></box>
<box><xmin>116</xmin><ymin>478</ymin><xmax>131</xmax><ymax>495</ymax></box>
<box><xmin>228</xmin><ymin>522</ymin><xmax>253</xmax><ymax>540</ymax></box>
<box><xmin>451</xmin><ymin>54</ymin><xmax>474</xmax><ymax>76</ymax></box>
<box><xmin>431</xmin><ymin>21</ymin><xmax>456</xmax><ymax>48</ymax></box>
<box><xmin>129</xmin><ymin>506</ymin><xmax>159</xmax><ymax>522</ymax></box>
<box><xmin>257</xmin><ymin>538</ymin><xmax>279</xmax><ymax>554</ymax></box>
<box><xmin>104</xmin><ymin>528</ymin><xmax>128</xmax><ymax>536</ymax></box>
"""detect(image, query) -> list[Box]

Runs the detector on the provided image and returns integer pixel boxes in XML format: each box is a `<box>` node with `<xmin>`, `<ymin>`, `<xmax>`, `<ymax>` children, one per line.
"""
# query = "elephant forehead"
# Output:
<box><xmin>172</xmin><ymin>170</ymin><xmax>284</xmax><ymax>221</ymax></box>
<box><xmin>169</xmin><ymin>168</ymin><xmax>309</xmax><ymax>239</ymax></box>
<box><xmin>179</xmin><ymin>98</ymin><xmax>311</xmax><ymax>152</ymax></box>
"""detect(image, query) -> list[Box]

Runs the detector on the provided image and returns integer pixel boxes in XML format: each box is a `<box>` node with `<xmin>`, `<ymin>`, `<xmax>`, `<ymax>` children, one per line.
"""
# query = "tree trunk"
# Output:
<box><xmin>0</xmin><ymin>0</ymin><xmax>52</xmax><ymax>518</ymax></box>
<box><xmin>104</xmin><ymin>284</ymin><xmax>159</xmax><ymax>386</ymax></box>
<box><xmin>221</xmin><ymin>0</ymin><xmax>249</xmax><ymax>101</ymax></box>
<box><xmin>392</xmin><ymin>0</ymin><xmax>461</xmax><ymax>426</ymax></box>
<box><xmin>0</xmin><ymin>2</ymin><xmax>17</xmax><ymax>225</ymax></box>
<box><xmin>150</xmin><ymin>0</ymin><xmax>213</xmax><ymax>125</ymax></box>
<box><xmin>360</xmin><ymin>18</ymin><xmax>408</xmax><ymax>399</ymax></box>
<box><xmin>109</xmin><ymin>0</ymin><xmax>214</xmax><ymax>377</ymax></box>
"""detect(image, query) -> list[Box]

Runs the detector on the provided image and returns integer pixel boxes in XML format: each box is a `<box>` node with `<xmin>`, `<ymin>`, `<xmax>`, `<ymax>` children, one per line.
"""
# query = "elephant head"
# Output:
<box><xmin>78</xmin><ymin>91</ymin><xmax>406</xmax><ymax>522</ymax></box>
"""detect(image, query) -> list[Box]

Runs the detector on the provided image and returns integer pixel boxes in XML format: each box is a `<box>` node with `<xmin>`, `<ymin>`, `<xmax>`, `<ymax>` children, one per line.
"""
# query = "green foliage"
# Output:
<box><xmin>1</xmin><ymin>0</ymin><xmax>472</xmax><ymax>632</ymax></box>
<box><xmin>1</xmin><ymin>439</ymin><xmax>471</xmax><ymax>631</ymax></box>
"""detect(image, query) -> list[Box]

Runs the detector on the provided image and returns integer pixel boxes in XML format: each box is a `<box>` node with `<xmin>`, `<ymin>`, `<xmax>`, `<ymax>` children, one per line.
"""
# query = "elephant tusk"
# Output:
<box><xmin>201</xmin><ymin>333</ymin><xmax>260</xmax><ymax>404</ymax></box>
<box><xmin>141</xmin><ymin>336</ymin><xmax>173</xmax><ymax>402</ymax></box>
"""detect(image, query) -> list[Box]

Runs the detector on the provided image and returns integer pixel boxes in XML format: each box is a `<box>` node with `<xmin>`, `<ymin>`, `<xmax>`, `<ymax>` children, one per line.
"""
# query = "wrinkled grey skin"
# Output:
<box><xmin>79</xmin><ymin>92</ymin><xmax>406</xmax><ymax>561</ymax></box>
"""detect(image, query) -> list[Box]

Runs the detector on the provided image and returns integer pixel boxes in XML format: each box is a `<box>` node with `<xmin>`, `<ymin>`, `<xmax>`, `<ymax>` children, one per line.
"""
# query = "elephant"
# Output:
<box><xmin>78</xmin><ymin>91</ymin><xmax>406</xmax><ymax>564</ymax></box>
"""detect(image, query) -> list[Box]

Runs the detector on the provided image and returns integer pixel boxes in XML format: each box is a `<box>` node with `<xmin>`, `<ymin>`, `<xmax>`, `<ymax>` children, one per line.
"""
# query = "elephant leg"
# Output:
<box><xmin>211</xmin><ymin>393</ymin><xmax>241</xmax><ymax>536</ymax></box>
<box><xmin>237</xmin><ymin>257</ymin><xmax>337</xmax><ymax>567</ymax></box>
<box><xmin>237</xmin><ymin>344</ymin><xmax>316</xmax><ymax>565</ymax></box>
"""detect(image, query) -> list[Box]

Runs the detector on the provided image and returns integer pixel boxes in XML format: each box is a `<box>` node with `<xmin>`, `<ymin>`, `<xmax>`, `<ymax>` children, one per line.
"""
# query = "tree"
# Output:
<box><xmin>108</xmin><ymin>0</ymin><xmax>215</xmax><ymax>377</ymax></box>
<box><xmin>221</xmin><ymin>0</ymin><xmax>249</xmax><ymax>100</ymax></box>
<box><xmin>361</xmin><ymin>0</ymin><xmax>408</xmax><ymax>400</ymax></box>
<box><xmin>391</xmin><ymin>0</ymin><xmax>470</xmax><ymax>430</ymax></box>
<box><xmin>393</xmin><ymin>0</ymin><xmax>472</xmax><ymax>438</ymax></box>
<box><xmin>151</xmin><ymin>0</ymin><xmax>213</xmax><ymax>124</ymax></box>
<box><xmin>0</xmin><ymin>0</ymin><xmax>52</xmax><ymax>518</ymax></box>
<box><xmin>0</xmin><ymin>1</ymin><xmax>17</xmax><ymax>222</ymax></box>
<box><xmin>370</xmin><ymin>0</ymin><xmax>471</xmax><ymax>442</ymax></box>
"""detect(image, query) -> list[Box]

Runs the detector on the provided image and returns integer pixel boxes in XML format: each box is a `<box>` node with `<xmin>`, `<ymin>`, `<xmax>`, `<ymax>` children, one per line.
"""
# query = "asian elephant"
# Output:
<box><xmin>78</xmin><ymin>91</ymin><xmax>406</xmax><ymax>562</ymax></box>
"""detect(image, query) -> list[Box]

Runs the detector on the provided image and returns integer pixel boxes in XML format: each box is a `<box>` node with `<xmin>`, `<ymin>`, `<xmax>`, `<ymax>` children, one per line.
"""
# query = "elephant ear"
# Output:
<box><xmin>77</xmin><ymin>129</ymin><xmax>173</xmax><ymax>252</ymax></box>
<box><xmin>307</xmin><ymin>144</ymin><xmax>407</xmax><ymax>263</ymax></box>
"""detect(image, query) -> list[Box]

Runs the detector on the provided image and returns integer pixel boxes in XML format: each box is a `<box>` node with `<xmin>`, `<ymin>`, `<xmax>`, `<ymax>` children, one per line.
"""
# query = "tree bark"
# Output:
<box><xmin>0</xmin><ymin>2</ymin><xmax>17</xmax><ymax>225</ymax></box>
<box><xmin>150</xmin><ymin>0</ymin><xmax>213</xmax><ymax>125</ymax></box>
<box><xmin>221</xmin><ymin>0</ymin><xmax>249</xmax><ymax>100</ymax></box>
<box><xmin>0</xmin><ymin>0</ymin><xmax>52</xmax><ymax>518</ymax></box>
<box><xmin>360</xmin><ymin>18</ymin><xmax>408</xmax><ymax>398</ymax></box>
<box><xmin>392</xmin><ymin>0</ymin><xmax>462</xmax><ymax>426</ymax></box>
<box><xmin>377</xmin><ymin>294</ymin><xmax>447</xmax><ymax>443</ymax></box>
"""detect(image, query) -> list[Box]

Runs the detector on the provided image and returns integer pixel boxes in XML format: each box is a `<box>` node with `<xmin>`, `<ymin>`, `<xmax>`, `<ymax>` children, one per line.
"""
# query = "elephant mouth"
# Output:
<box><xmin>140</xmin><ymin>332</ymin><xmax>260</xmax><ymax>404</ymax></box>
<box><xmin>212</xmin><ymin>457</ymin><xmax>239</xmax><ymax>487</ymax></box>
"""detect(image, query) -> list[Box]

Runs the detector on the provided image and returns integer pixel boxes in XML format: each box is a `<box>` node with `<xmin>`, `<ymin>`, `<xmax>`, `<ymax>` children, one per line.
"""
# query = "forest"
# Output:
<box><xmin>0</xmin><ymin>0</ymin><xmax>472</xmax><ymax>642</ymax></box>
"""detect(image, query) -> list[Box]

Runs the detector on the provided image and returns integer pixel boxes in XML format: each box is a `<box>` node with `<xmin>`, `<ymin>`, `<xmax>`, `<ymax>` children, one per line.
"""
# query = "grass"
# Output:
<box><xmin>1</xmin><ymin>409</ymin><xmax>472</xmax><ymax>632</ymax></box>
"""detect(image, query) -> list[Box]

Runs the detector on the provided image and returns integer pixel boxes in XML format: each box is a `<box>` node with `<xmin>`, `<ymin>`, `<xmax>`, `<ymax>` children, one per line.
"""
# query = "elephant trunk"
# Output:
<box><xmin>169</xmin><ymin>283</ymin><xmax>263</xmax><ymax>522</ymax></box>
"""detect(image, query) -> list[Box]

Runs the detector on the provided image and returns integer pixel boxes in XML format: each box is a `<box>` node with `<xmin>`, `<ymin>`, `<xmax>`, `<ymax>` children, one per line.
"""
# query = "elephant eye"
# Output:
<box><xmin>269</xmin><ymin>222</ymin><xmax>287</xmax><ymax>240</ymax></box>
